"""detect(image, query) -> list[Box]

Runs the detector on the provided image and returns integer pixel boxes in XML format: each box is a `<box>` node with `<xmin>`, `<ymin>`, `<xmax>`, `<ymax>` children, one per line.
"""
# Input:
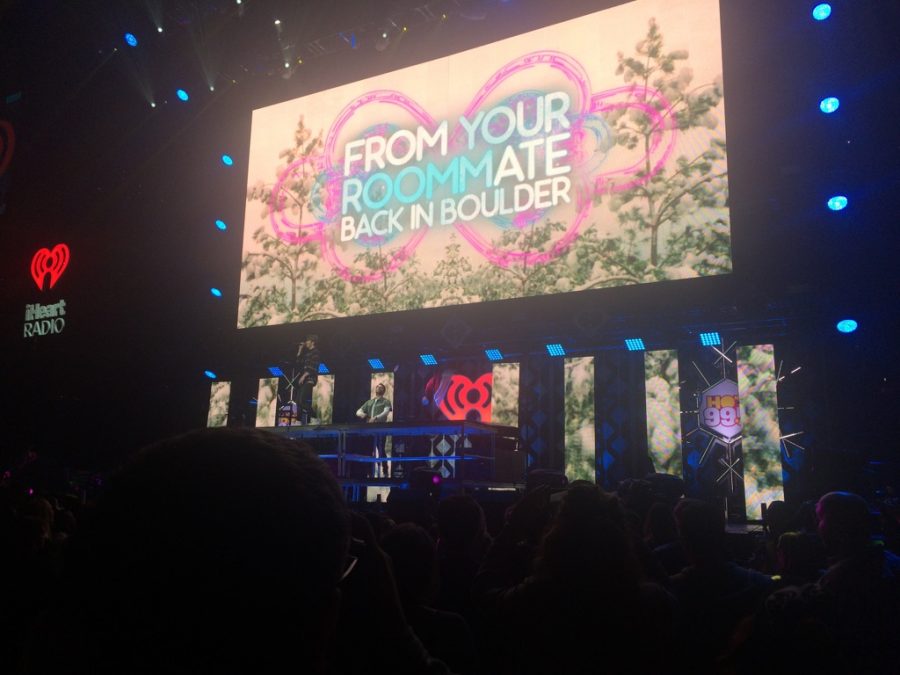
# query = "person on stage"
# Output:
<box><xmin>295</xmin><ymin>334</ymin><xmax>320</xmax><ymax>424</ymax></box>
<box><xmin>356</xmin><ymin>383</ymin><xmax>392</xmax><ymax>477</ymax></box>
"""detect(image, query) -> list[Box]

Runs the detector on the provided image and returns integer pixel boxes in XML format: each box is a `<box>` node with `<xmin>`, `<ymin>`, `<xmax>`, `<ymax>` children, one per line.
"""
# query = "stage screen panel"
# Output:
<box><xmin>239</xmin><ymin>0</ymin><xmax>730</xmax><ymax>327</ymax></box>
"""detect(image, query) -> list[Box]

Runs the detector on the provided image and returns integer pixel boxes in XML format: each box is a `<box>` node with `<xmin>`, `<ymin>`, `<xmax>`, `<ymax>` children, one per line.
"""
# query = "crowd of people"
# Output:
<box><xmin>2</xmin><ymin>427</ymin><xmax>899</xmax><ymax>674</ymax></box>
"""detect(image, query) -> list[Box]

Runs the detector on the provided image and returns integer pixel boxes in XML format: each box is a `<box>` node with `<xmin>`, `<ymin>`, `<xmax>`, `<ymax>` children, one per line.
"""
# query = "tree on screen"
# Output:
<box><xmin>581</xmin><ymin>17</ymin><xmax>730</xmax><ymax>288</ymax></box>
<box><xmin>430</xmin><ymin>233</ymin><xmax>478</xmax><ymax>306</ymax></box>
<box><xmin>345</xmin><ymin>246</ymin><xmax>431</xmax><ymax>314</ymax></box>
<box><xmin>241</xmin><ymin>117</ymin><xmax>348</xmax><ymax>326</ymax></box>
<box><xmin>466</xmin><ymin>219</ymin><xmax>569</xmax><ymax>301</ymax></box>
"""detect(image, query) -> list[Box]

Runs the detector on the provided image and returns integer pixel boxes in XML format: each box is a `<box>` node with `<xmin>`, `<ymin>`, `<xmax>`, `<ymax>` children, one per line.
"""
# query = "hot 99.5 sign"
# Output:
<box><xmin>699</xmin><ymin>379</ymin><xmax>742</xmax><ymax>442</ymax></box>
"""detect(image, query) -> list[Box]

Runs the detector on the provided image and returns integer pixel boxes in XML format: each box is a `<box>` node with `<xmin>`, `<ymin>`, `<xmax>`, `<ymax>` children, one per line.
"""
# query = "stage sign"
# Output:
<box><xmin>239</xmin><ymin>0</ymin><xmax>731</xmax><ymax>327</ymax></box>
<box><xmin>699</xmin><ymin>378</ymin><xmax>741</xmax><ymax>442</ymax></box>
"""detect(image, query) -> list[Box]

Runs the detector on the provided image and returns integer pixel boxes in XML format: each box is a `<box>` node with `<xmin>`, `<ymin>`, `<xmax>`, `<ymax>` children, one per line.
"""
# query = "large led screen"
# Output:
<box><xmin>239</xmin><ymin>0</ymin><xmax>730</xmax><ymax>327</ymax></box>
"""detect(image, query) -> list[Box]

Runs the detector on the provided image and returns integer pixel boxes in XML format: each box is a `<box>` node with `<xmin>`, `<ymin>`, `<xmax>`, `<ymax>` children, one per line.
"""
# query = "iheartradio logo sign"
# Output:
<box><xmin>24</xmin><ymin>244</ymin><xmax>71</xmax><ymax>339</ymax></box>
<box><xmin>30</xmin><ymin>244</ymin><xmax>70</xmax><ymax>291</ymax></box>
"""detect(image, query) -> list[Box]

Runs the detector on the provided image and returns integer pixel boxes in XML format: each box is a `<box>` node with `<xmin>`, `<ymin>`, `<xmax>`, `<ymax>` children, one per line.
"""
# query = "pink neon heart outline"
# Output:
<box><xmin>267</xmin><ymin>50</ymin><xmax>678</xmax><ymax>279</ymax></box>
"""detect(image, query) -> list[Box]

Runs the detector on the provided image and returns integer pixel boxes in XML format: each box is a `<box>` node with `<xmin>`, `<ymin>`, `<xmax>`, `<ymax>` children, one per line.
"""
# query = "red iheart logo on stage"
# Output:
<box><xmin>438</xmin><ymin>373</ymin><xmax>492</xmax><ymax>423</ymax></box>
<box><xmin>30</xmin><ymin>244</ymin><xmax>70</xmax><ymax>291</ymax></box>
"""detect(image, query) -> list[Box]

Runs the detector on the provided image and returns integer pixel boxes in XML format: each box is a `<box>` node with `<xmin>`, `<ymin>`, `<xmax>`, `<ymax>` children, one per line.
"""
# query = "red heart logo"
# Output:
<box><xmin>438</xmin><ymin>373</ymin><xmax>492</xmax><ymax>423</ymax></box>
<box><xmin>30</xmin><ymin>244</ymin><xmax>70</xmax><ymax>291</ymax></box>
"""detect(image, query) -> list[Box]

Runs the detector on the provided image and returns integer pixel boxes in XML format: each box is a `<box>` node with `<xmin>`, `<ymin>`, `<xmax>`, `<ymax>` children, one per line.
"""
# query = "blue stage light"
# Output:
<box><xmin>176</xmin><ymin>89</ymin><xmax>189</xmax><ymax>101</ymax></box>
<box><xmin>700</xmin><ymin>332</ymin><xmax>721</xmax><ymax>347</ymax></box>
<box><xmin>368</xmin><ymin>358</ymin><xmax>385</xmax><ymax>370</ymax></box>
<box><xmin>485</xmin><ymin>348</ymin><xmax>503</xmax><ymax>361</ymax></box>
<box><xmin>812</xmin><ymin>3</ymin><xmax>832</xmax><ymax>21</ymax></box>
<box><xmin>836</xmin><ymin>319</ymin><xmax>858</xmax><ymax>334</ymax></box>
<box><xmin>204</xmin><ymin>370</ymin><xmax>217</xmax><ymax>379</ymax></box>
<box><xmin>624</xmin><ymin>338</ymin><xmax>646</xmax><ymax>351</ymax></box>
<box><xmin>124</xmin><ymin>33</ymin><xmax>138</xmax><ymax>47</ymax></box>
<box><xmin>545</xmin><ymin>343</ymin><xmax>566</xmax><ymax>356</ymax></box>
<box><xmin>318</xmin><ymin>363</ymin><xmax>330</xmax><ymax>374</ymax></box>
<box><xmin>215</xmin><ymin>219</ymin><xmax>227</xmax><ymax>231</ymax></box>
<box><xmin>221</xmin><ymin>154</ymin><xmax>234</xmax><ymax>166</ymax></box>
<box><xmin>819</xmin><ymin>97</ymin><xmax>840</xmax><ymax>114</ymax></box>
<box><xmin>268</xmin><ymin>366</ymin><xmax>284</xmax><ymax>377</ymax></box>
<box><xmin>210</xmin><ymin>287</ymin><xmax>222</xmax><ymax>297</ymax></box>
<box><xmin>420</xmin><ymin>354</ymin><xmax>438</xmax><ymax>365</ymax></box>
<box><xmin>827</xmin><ymin>195</ymin><xmax>848</xmax><ymax>211</ymax></box>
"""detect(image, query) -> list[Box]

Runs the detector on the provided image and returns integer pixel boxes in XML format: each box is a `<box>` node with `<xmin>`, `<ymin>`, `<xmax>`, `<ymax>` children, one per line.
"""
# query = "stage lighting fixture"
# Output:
<box><xmin>274</xmin><ymin>19</ymin><xmax>281</xmax><ymax>26</ymax></box>
<box><xmin>157</xmin><ymin>26</ymin><xmax>164</xmax><ymax>33</ymax></box>
<box><xmin>485</xmin><ymin>348</ymin><xmax>503</xmax><ymax>361</ymax></box>
<box><xmin>204</xmin><ymin>370</ymin><xmax>217</xmax><ymax>379</ymax></box>
<box><xmin>812</xmin><ymin>3</ymin><xmax>832</xmax><ymax>21</ymax></box>
<box><xmin>210</xmin><ymin>287</ymin><xmax>222</xmax><ymax>297</ymax></box>
<box><xmin>819</xmin><ymin>96</ymin><xmax>840</xmax><ymax>114</ymax></box>
<box><xmin>368</xmin><ymin>358</ymin><xmax>385</xmax><ymax>370</ymax></box>
<box><xmin>624</xmin><ymin>338</ymin><xmax>646</xmax><ymax>351</ymax></box>
<box><xmin>420</xmin><ymin>354</ymin><xmax>438</xmax><ymax>365</ymax></box>
<box><xmin>176</xmin><ymin>89</ymin><xmax>189</xmax><ymax>101</ymax></box>
<box><xmin>268</xmin><ymin>366</ymin><xmax>284</xmax><ymax>377</ymax></box>
<box><xmin>318</xmin><ymin>363</ymin><xmax>330</xmax><ymax>374</ymax></box>
<box><xmin>215</xmin><ymin>219</ymin><xmax>227</xmax><ymax>231</ymax></box>
<box><xmin>836</xmin><ymin>319</ymin><xmax>858</xmax><ymax>334</ymax></box>
<box><xmin>221</xmin><ymin>154</ymin><xmax>234</xmax><ymax>166</ymax></box>
<box><xmin>827</xmin><ymin>195</ymin><xmax>848</xmax><ymax>211</ymax></box>
<box><xmin>545</xmin><ymin>343</ymin><xmax>566</xmax><ymax>356</ymax></box>
<box><xmin>699</xmin><ymin>332</ymin><xmax>721</xmax><ymax>346</ymax></box>
<box><xmin>124</xmin><ymin>33</ymin><xmax>138</xmax><ymax>47</ymax></box>
<box><xmin>375</xmin><ymin>21</ymin><xmax>398</xmax><ymax>51</ymax></box>
<box><xmin>150</xmin><ymin>102</ymin><xmax>156</xmax><ymax>108</ymax></box>
<box><xmin>209</xmin><ymin>85</ymin><xmax>215</xmax><ymax>92</ymax></box>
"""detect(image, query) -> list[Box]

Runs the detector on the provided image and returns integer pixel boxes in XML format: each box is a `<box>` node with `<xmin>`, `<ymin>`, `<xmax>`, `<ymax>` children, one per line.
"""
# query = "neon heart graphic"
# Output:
<box><xmin>267</xmin><ymin>50</ymin><xmax>679</xmax><ymax>282</ymax></box>
<box><xmin>30</xmin><ymin>244</ymin><xmax>70</xmax><ymax>291</ymax></box>
<box><xmin>437</xmin><ymin>373</ymin><xmax>492</xmax><ymax>423</ymax></box>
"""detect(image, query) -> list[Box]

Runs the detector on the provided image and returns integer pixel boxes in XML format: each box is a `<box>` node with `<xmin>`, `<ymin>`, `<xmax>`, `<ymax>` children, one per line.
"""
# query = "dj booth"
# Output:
<box><xmin>266</xmin><ymin>420</ymin><xmax>524</xmax><ymax>484</ymax></box>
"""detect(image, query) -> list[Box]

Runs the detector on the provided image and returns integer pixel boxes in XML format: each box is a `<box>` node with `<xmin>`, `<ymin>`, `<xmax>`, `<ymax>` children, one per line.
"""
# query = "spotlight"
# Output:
<box><xmin>368</xmin><ymin>358</ymin><xmax>385</xmax><ymax>370</ymax></box>
<box><xmin>318</xmin><ymin>363</ymin><xmax>330</xmax><ymax>374</ymax></box>
<box><xmin>827</xmin><ymin>195</ymin><xmax>848</xmax><ymax>211</ymax></box>
<box><xmin>176</xmin><ymin>89</ymin><xmax>189</xmax><ymax>101</ymax></box>
<box><xmin>210</xmin><ymin>287</ymin><xmax>222</xmax><ymax>297</ymax></box>
<box><xmin>624</xmin><ymin>338</ymin><xmax>646</xmax><ymax>351</ymax></box>
<box><xmin>376</xmin><ymin>21</ymin><xmax>398</xmax><ymax>51</ymax></box>
<box><xmin>699</xmin><ymin>332</ymin><xmax>721</xmax><ymax>346</ymax></box>
<box><xmin>157</xmin><ymin>26</ymin><xmax>164</xmax><ymax>33</ymax></box>
<box><xmin>268</xmin><ymin>366</ymin><xmax>284</xmax><ymax>377</ymax></box>
<box><xmin>284</xmin><ymin>62</ymin><xmax>290</xmax><ymax>69</ymax></box>
<box><xmin>485</xmin><ymin>348</ymin><xmax>503</xmax><ymax>361</ymax></box>
<box><xmin>836</xmin><ymin>319</ymin><xmax>858</xmax><ymax>334</ymax></box>
<box><xmin>819</xmin><ymin>96</ymin><xmax>840</xmax><ymax>113</ymax></box>
<box><xmin>420</xmin><ymin>354</ymin><xmax>438</xmax><ymax>365</ymax></box>
<box><xmin>209</xmin><ymin>85</ymin><xmax>215</xmax><ymax>92</ymax></box>
<box><xmin>274</xmin><ymin>19</ymin><xmax>281</xmax><ymax>26</ymax></box>
<box><xmin>221</xmin><ymin>154</ymin><xmax>234</xmax><ymax>166</ymax></box>
<box><xmin>215</xmin><ymin>219</ymin><xmax>227</xmax><ymax>231</ymax></box>
<box><xmin>545</xmin><ymin>343</ymin><xmax>566</xmax><ymax>356</ymax></box>
<box><xmin>150</xmin><ymin>102</ymin><xmax>157</xmax><ymax>108</ymax></box>
<box><xmin>124</xmin><ymin>33</ymin><xmax>138</xmax><ymax>47</ymax></box>
<box><xmin>812</xmin><ymin>3</ymin><xmax>832</xmax><ymax>21</ymax></box>
<box><xmin>204</xmin><ymin>370</ymin><xmax>217</xmax><ymax>379</ymax></box>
